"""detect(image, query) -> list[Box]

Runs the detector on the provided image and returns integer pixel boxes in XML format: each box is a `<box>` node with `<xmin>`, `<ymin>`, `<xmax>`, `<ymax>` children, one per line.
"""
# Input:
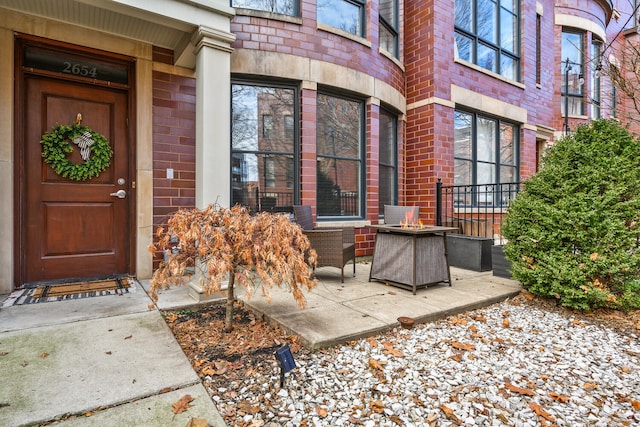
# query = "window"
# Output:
<box><xmin>379</xmin><ymin>108</ymin><xmax>397</xmax><ymax>216</ymax></box>
<box><xmin>231</xmin><ymin>83</ymin><xmax>297</xmax><ymax>212</ymax></box>
<box><xmin>561</xmin><ymin>30</ymin><xmax>584</xmax><ymax>117</ymax></box>
<box><xmin>590</xmin><ymin>40</ymin><xmax>602</xmax><ymax>119</ymax></box>
<box><xmin>454</xmin><ymin>0</ymin><xmax>520</xmax><ymax>80</ymax></box>
<box><xmin>454</xmin><ymin>110</ymin><xmax>519</xmax><ymax>206</ymax></box>
<box><xmin>284</xmin><ymin>114</ymin><xmax>294</xmax><ymax>139</ymax></box>
<box><xmin>316</xmin><ymin>93</ymin><xmax>363</xmax><ymax>217</ymax></box>
<box><xmin>317</xmin><ymin>0</ymin><xmax>365</xmax><ymax>37</ymax></box>
<box><xmin>232</xmin><ymin>0</ymin><xmax>299</xmax><ymax>16</ymax></box>
<box><xmin>379</xmin><ymin>0</ymin><xmax>399</xmax><ymax>58</ymax></box>
<box><xmin>535</xmin><ymin>13</ymin><xmax>541</xmax><ymax>85</ymax></box>
<box><xmin>262</xmin><ymin>114</ymin><xmax>273</xmax><ymax>138</ymax></box>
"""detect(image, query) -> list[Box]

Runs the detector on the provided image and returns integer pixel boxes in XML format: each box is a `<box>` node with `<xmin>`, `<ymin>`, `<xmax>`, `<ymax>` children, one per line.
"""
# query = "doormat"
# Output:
<box><xmin>4</xmin><ymin>277</ymin><xmax>136</xmax><ymax>306</ymax></box>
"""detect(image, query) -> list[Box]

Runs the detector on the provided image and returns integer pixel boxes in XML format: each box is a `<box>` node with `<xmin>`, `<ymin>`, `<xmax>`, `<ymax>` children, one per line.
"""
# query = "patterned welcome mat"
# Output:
<box><xmin>4</xmin><ymin>277</ymin><xmax>136</xmax><ymax>306</ymax></box>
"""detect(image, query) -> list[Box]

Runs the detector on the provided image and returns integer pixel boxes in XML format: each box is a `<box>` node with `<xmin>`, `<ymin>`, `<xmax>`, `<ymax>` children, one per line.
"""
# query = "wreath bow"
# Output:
<box><xmin>40</xmin><ymin>124</ymin><xmax>113</xmax><ymax>181</ymax></box>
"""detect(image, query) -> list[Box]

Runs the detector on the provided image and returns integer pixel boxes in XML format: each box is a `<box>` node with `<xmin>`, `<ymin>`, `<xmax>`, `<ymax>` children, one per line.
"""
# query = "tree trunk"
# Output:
<box><xmin>224</xmin><ymin>270</ymin><xmax>235</xmax><ymax>332</ymax></box>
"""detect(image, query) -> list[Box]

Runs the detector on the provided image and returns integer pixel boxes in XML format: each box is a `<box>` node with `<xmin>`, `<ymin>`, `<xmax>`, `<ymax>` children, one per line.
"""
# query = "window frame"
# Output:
<box><xmin>316</xmin><ymin>90</ymin><xmax>366</xmax><ymax>219</ymax></box>
<box><xmin>378</xmin><ymin>106</ymin><xmax>398</xmax><ymax>219</ymax></box>
<box><xmin>230</xmin><ymin>79</ymin><xmax>300</xmax><ymax>212</ymax></box>
<box><xmin>454</xmin><ymin>0</ymin><xmax>521</xmax><ymax>81</ymax></box>
<box><xmin>317</xmin><ymin>0</ymin><xmax>366</xmax><ymax>38</ymax></box>
<box><xmin>454</xmin><ymin>109</ymin><xmax>520</xmax><ymax>208</ymax></box>
<box><xmin>561</xmin><ymin>29</ymin><xmax>585</xmax><ymax>117</ymax></box>
<box><xmin>231</xmin><ymin>0</ymin><xmax>300</xmax><ymax>17</ymax></box>
<box><xmin>379</xmin><ymin>0</ymin><xmax>399</xmax><ymax>58</ymax></box>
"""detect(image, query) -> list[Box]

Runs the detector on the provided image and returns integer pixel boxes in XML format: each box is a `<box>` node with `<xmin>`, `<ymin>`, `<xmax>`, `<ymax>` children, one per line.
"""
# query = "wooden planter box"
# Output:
<box><xmin>491</xmin><ymin>245</ymin><xmax>512</xmax><ymax>278</ymax></box>
<box><xmin>446</xmin><ymin>235</ymin><xmax>493</xmax><ymax>272</ymax></box>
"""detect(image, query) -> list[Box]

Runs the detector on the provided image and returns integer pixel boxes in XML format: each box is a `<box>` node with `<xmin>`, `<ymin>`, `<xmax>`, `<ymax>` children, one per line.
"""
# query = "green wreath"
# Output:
<box><xmin>40</xmin><ymin>124</ymin><xmax>113</xmax><ymax>181</ymax></box>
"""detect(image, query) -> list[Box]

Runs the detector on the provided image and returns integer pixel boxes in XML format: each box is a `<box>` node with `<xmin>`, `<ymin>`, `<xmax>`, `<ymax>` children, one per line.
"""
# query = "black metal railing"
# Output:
<box><xmin>436</xmin><ymin>179</ymin><xmax>520</xmax><ymax>244</ymax></box>
<box><xmin>254</xmin><ymin>189</ymin><xmax>294</xmax><ymax>213</ymax></box>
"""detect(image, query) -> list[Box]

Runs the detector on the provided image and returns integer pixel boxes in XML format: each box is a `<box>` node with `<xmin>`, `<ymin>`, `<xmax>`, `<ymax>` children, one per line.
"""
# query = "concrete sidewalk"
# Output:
<box><xmin>0</xmin><ymin>282</ymin><xmax>226</xmax><ymax>427</ymax></box>
<box><xmin>237</xmin><ymin>263</ymin><xmax>522</xmax><ymax>349</ymax></box>
<box><xmin>0</xmin><ymin>263</ymin><xmax>521</xmax><ymax>426</ymax></box>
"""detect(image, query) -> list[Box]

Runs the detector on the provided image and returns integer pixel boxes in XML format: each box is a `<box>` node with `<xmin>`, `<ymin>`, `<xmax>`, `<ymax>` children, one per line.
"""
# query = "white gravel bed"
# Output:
<box><xmin>207</xmin><ymin>301</ymin><xmax>640</xmax><ymax>426</ymax></box>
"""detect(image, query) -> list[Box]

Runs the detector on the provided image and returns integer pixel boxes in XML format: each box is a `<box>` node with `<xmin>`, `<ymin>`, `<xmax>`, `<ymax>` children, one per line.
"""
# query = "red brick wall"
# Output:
<box><xmin>403</xmin><ymin>0</ymin><xmax>560</xmax><ymax>224</ymax></box>
<box><xmin>230</xmin><ymin>1</ymin><xmax>405</xmax><ymax>95</ymax></box>
<box><xmin>152</xmin><ymin>70</ymin><xmax>196</xmax><ymax>233</ymax></box>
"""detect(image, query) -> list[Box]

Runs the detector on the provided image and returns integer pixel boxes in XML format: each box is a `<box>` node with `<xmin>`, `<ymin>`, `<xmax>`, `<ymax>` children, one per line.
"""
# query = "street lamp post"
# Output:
<box><xmin>564</xmin><ymin>58</ymin><xmax>571</xmax><ymax>135</ymax></box>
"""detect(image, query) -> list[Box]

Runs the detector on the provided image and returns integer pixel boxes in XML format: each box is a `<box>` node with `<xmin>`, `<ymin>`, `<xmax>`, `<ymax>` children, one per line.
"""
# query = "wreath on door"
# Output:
<box><xmin>40</xmin><ymin>123</ymin><xmax>113</xmax><ymax>181</ymax></box>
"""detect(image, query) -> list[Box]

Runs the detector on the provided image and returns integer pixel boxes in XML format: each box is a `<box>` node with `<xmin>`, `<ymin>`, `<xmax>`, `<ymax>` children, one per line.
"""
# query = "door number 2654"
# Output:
<box><xmin>62</xmin><ymin>62</ymin><xmax>98</xmax><ymax>78</ymax></box>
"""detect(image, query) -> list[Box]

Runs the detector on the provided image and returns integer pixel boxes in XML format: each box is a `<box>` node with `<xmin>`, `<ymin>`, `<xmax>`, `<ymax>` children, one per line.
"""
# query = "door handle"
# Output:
<box><xmin>110</xmin><ymin>189</ymin><xmax>126</xmax><ymax>199</ymax></box>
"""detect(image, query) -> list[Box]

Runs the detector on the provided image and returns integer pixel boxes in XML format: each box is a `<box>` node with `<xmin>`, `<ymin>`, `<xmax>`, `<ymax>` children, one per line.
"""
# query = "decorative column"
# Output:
<box><xmin>192</xmin><ymin>26</ymin><xmax>235</xmax><ymax>209</ymax></box>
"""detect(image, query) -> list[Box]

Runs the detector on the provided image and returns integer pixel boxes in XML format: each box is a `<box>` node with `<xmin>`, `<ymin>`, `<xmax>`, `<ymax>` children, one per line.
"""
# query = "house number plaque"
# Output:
<box><xmin>24</xmin><ymin>45</ymin><xmax>128</xmax><ymax>85</ymax></box>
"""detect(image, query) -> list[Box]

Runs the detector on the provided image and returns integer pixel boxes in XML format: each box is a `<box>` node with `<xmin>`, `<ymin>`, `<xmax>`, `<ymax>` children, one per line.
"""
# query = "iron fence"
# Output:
<box><xmin>436</xmin><ymin>180</ymin><xmax>520</xmax><ymax>244</ymax></box>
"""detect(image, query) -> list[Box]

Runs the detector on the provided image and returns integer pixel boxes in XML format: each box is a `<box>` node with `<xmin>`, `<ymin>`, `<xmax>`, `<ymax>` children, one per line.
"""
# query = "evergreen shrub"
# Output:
<box><xmin>502</xmin><ymin>119</ymin><xmax>640</xmax><ymax>310</ymax></box>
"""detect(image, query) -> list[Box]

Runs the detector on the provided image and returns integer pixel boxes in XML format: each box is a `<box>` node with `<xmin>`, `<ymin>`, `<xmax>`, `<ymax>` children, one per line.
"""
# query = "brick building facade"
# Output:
<box><xmin>1</xmin><ymin>0</ymin><xmax>637</xmax><ymax>291</ymax></box>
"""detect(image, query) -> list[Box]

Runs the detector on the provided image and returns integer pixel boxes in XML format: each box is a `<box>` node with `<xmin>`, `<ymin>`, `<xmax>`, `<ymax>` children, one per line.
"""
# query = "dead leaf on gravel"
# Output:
<box><xmin>41</xmin><ymin>352</ymin><xmax>48</xmax><ymax>358</ymax></box>
<box><xmin>451</xmin><ymin>340</ymin><xmax>475</xmax><ymax>352</ymax></box>
<box><xmin>549</xmin><ymin>392</ymin><xmax>570</xmax><ymax>403</ymax></box>
<box><xmin>369</xmin><ymin>358</ymin><xmax>385</xmax><ymax>371</ymax></box>
<box><xmin>389</xmin><ymin>414</ymin><xmax>404</xmax><ymax>425</ymax></box>
<box><xmin>370</xmin><ymin>399</ymin><xmax>385</xmax><ymax>414</ymax></box>
<box><xmin>366</xmin><ymin>337</ymin><xmax>378</xmax><ymax>348</ymax></box>
<box><xmin>529</xmin><ymin>402</ymin><xmax>555</xmax><ymax>422</ymax></box>
<box><xmin>502</xmin><ymin>318</ymin><xmax>510</xmax><ymax>328</ymax></box>
<box><xmin>505</xmin><ymin>382</ymin><xmax>535</xmax><ymax>396</ymax></box>
<box><xmin>450</xmin><ymin>316</ymin><xmax>468</xmax><ymax>326</ymax></box>
<box><xmin>382</xmin><ymin>341</ymin><xmax>404</xmax><ymax>357</ymax></box>
<box><xmin>632</xmin><ymin>400</ymin><xmax>640</xmax><ymax>411</ymax></box>
<box><xmin>184</xmin><ymin>418</ymin><xmax>208</xmax><ymax>427</ymax></box>
<box><xmin>316</xmin><ymin>406</ymin><xmax>328</xmax><ymax>417</ymax></box>
<box><xmin>584</xmin><ymin>382</ymin><xmax>599</xmax><ymax>391</ymax></box>
<box><xmin>172</xmin><ymin>394</ymin><xmax>194</xmax><ymax>414</ymax></box>
<box><xmin>439</xmin><ymin>405</ymin><xmax>461</xmax><ymax>423</ymax></box>
<box><xmin>449</xmin><ymin>353</ymin><xmax>463</xmax><ymax>362</ymax></box>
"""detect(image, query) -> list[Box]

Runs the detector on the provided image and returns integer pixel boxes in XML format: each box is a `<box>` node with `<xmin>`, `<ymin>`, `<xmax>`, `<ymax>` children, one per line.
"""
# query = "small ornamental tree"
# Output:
<box><xmin>149</xmin><ymin>204</ymin><xmax>318</xmax><ymax>331</ymax></box>
<box><xmin>502</xmin><ymin>119</ymin><xmax>640</xmax><ymax>310</ymax></box>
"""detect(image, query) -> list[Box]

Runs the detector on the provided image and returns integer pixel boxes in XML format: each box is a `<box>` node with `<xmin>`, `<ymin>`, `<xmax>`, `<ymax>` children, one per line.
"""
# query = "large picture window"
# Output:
<box><xmin>317</xmin><ymin>0</ymin><xmax>365</xmax><ymax>37</ymax></box>
<box><xmin>232</xmin><ymin>0</ymin><xmax>299</xmax><ymax>16</ymax></box>
<box><xmin>454</xmin><ymin>0</ymin><xmax>520</xmax><ymax>81</ymax></box>
<box><xmin>379</xmin><ymin>0</ymin><xmax>399</xmax><ymax>58</ymax></box>
<box><xmin>231</xmin><ymin>83</ymin><xmax>297</xmax><ymax>212</ymax></box>
<box><xmin>379</xmin><ymin>108</ymin><xmax>397</xmax><ymax>216</ymax></box>
<box><xmin>454</xmin><ymin>110</ymin><xmax>519</xmax><ymax>206</ymax></box>
<box><xmin>561</xmin><ymin>30</ymin><xmax>584</xmax><ymax>117</ymax></box>
<box><xmin>316</xmin><ymin>93</ymin><xmax>364</xmax><ymax>217</ymax></box>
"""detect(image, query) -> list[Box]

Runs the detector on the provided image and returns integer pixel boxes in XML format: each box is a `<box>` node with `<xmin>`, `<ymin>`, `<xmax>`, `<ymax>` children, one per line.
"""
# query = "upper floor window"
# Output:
<box><xmin>316</xmin><ymin>93</ymin><xmax>364</xmax><ymax>217</ymax></box>
<box><xmin>231</xmin><ymin>82</ymin><xmax>298</xmax><ymax>213</ymax></box>
<box><xmin>232</xmin><ymin>0</ymin><xmax>299</xmax><ymax>16</ymax></box>
<box><xmin>561</xmin><ymin>30</ymin><xmax>584</xmax><ymax>119</ymax></box>
<box><xmin>317</xmin><ymin>0</ymin><xmax>365</xmax><ymax>37</ymax></box>
<box><xmin>379</xmin><ymin>0</ymin><xmax>399</xmax><ymax>58</ymax></box>
<box><xmin>454</xmin><ymin>0</ymin><xmax>520</xmax><ymax>81</ymax></box>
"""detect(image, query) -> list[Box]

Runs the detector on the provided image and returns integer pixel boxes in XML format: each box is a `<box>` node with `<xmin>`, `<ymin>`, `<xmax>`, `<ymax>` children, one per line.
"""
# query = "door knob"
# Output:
<box><xmin>110</xmin><ymin>189</ymin><xmax>126</xmax><ymax>199</ymax></box>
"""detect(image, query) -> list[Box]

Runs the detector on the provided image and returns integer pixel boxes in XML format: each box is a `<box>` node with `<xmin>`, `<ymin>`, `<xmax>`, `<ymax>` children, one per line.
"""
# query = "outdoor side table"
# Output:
<box><xmin>368</xmin><ymin>225</ymin><xmax>459</xmax><ymax>294</ymax></box>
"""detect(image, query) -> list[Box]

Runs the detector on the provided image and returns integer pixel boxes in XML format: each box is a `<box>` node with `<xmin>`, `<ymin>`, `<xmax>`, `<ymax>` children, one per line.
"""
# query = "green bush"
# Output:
<box><xmin>502</xmin><ymin>119</ymin><xmax>640</xmax><ymax>310</ymax></box>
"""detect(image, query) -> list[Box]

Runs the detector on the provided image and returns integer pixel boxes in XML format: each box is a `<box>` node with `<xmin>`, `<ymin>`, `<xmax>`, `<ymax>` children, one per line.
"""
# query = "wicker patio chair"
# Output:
<box><xmin>383</xmin><ymin>205</ymin><xmax>420</xmax><ymax>225</ymax></box>
<box><xmin>293</xmin><ymin>205</ymin><xmax>356</xmax><ymax>283</ymax></box>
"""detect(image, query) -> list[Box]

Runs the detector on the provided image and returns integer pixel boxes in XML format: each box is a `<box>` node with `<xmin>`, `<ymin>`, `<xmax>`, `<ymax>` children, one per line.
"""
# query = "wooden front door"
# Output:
<box><xmin>21</xmin><ymin>75</ymin><xmax>131</xmax><ymax>284</ymax></box>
